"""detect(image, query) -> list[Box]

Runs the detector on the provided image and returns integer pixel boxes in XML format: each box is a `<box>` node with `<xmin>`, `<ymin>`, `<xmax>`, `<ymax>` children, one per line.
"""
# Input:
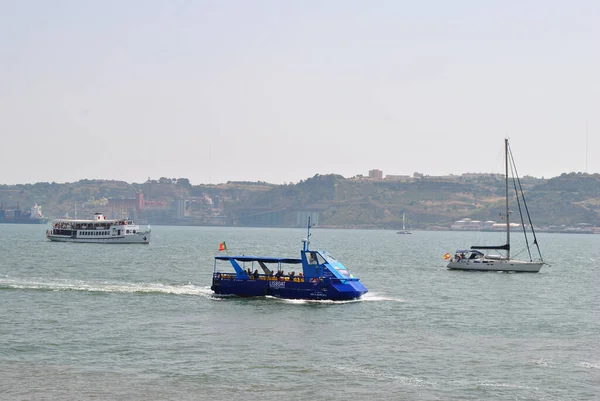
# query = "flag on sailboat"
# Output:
<box><xmin>219</xmin><ymin>241</ymin><xmax>227</xmax><ymax>252</ymax></box>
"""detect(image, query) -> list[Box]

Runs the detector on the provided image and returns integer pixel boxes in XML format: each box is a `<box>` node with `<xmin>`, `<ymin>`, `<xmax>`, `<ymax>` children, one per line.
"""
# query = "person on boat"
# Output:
<box><xmin>275</xmin><ymin>270</ymin><xmax>283</xmax><ymax>280</ymax></box>
<box><xmin>253</xmin><ymin>270</ymin><xmax>259</xmax><ymax>280</ymax></box>
<box><xmin>298</xmin><ymin>272</ymin><xmax>304</xmax><ymax>279</ymax></box>
<box><xmin>289</xmin><ymin>271</ymin><xmax>295</xmax><ymax>281</ymax></box>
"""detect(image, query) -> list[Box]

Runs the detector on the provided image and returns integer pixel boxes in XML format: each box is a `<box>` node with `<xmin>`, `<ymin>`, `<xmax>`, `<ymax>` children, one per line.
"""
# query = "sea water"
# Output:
<box><xmin>0</xmin><ymin>225</ymin><xmax>598</xmax><ymax>400</ymax></box>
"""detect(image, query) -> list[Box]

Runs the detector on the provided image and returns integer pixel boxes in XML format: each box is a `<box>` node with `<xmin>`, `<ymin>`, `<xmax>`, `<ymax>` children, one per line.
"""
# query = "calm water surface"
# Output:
<box><xmin>0</xmin><ymin>225</ymin><xmax>598</xmax><ymax>400</ymax></box>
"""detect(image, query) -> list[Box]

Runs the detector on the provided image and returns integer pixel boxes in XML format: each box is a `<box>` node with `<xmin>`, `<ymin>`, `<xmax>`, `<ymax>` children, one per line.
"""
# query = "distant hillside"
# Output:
<box><xmin>1</xmin><ymin>172</ymin><xmax>599</xmax><ymax>228</ymax></box>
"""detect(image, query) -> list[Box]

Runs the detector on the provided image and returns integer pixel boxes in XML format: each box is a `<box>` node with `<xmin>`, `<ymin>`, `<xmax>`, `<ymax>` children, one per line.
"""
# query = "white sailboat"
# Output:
<box><xmin>397</xmin><ymin>212</ymin><xmax>412</xmax><ymax>234</ymax></box>
<box><xmin>445</xmin><ymin>138</ymin><xmax>544</xmax><ymax>272</ymax></box>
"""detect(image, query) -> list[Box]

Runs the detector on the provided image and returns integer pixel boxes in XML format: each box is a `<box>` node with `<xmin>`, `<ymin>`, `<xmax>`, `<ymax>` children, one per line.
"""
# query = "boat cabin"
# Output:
<box><xmin>49</xmin><ymin>214</ymin><xmax>141</xmax><ymax>239</ymax></box>
<box><xmin>453</xmin><ymin>249</ymin><xmax>508</xmax><ymax>261</ymax></box>
<box><xmin>213</xmin><ymin>249</ymin><xmax>357</xmax><ymax>283</ymax></box>
<box><xmin>453</xmin><ymin>250</ymin><xmax>484</xmax><ymax>261</ymax></box>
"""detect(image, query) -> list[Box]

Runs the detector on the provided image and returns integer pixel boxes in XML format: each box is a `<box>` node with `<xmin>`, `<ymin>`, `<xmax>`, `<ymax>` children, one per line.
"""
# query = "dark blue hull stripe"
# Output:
<box><xmin>211</xmin><ymin>280</ymin><xmax>366</xmax><ymax>300</ymax></box>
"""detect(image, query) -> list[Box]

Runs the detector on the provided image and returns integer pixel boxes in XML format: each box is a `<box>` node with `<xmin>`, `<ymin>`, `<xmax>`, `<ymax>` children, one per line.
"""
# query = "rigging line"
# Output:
<box><xmin>508</xmin><ymin>141</ymin><xmax>544</xmax><ymax>263</ymax></box>
<box><xmin>511</xmin><ymin>246</ymin><xmax>529</xmax><ymax>259</ymax></box>
<box><xmin>509</xmin><ymin>142</ymin><xmax>543</xmax><ymax>262</ymax></box>
<box><xmin>508</xmin><ymin>153</ymin><xmax>532</xmax><ymax>261</ymax></box>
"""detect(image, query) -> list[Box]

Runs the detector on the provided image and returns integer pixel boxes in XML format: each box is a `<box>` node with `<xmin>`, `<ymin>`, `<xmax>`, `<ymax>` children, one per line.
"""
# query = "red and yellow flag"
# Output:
<box><xmin>443</xmin><ymin>252</ymin><xmax>451</xmax><ymax>260</ymax></box>
<box><xmin>218</xmin><ymin>241</ymin><xmax>227</xmax><ymax>252</ymax></box>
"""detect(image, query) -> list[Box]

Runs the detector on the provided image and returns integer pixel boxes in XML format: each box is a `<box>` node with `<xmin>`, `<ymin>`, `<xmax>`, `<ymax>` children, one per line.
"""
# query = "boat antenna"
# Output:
<box><xmin>304</xmin><ymin>216</ymin><xmax>313</xmax><ymax>251</ymax></box>
<box><xmin>505</xmin><ymin>138</ymin><xmax>510</xmax><ymax>260</ymax></box>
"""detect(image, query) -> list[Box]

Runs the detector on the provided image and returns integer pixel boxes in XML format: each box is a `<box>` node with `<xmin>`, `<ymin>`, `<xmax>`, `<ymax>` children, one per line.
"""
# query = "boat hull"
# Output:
<box><xmin>211</xmin><ymin>276</ymin><xmax>367</xmax><ymax>301</ymax></box>
<box><xmin>446</xmin><ymin>259</ymin><xmax>543</xmax><ymax>273</ymax></box>
<box><xmin>46</xmin><ymin>232</ymin><xmax>150</xmax><ymax>244</ymax></box>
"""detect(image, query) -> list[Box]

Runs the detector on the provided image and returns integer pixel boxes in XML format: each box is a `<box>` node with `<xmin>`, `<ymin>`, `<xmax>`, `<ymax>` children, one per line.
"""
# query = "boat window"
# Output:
<box><xmin>308</xmin><ymin>252</ymin><xmax>327</xmax><ymax>265</ymax></box>
<box><xmin>126</xmin><ymin>230</ymin><xmax>130</xmax><ymax>234</ymax></box>
<box><xmin>316</xmin><ymin>253</ymin><xmax>327</xmax><ymax>265</ymax></box>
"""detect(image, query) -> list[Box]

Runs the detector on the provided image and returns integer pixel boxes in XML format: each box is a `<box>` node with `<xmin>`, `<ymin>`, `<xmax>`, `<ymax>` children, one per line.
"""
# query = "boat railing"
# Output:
<box><xmin>212</xmin><ymin>272</ymin><xmax>359</xmax><ymax>284</ymax></box>
<box><xmin>213</xmin><ymin>273</ymin><xmax>237</xmax><ymax>280</ymax></box>
<box><xmin>213</xmin><ymin>272</ymin><xmax>305</xmax><ymax>282</ymax></box>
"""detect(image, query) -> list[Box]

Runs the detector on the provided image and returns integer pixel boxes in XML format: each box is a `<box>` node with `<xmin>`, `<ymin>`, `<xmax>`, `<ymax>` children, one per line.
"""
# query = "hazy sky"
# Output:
<box><xmin>1</xmin><ymin>0</ymin><xmax>598</xmax><ymax>185</ymax></box>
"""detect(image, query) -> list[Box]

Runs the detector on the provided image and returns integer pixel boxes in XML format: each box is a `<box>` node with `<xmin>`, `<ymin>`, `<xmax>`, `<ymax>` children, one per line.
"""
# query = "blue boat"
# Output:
<box><xmin>210</xmin><ymin>221</ymin><xmax>368</xmax><ymax>301</ymax></box>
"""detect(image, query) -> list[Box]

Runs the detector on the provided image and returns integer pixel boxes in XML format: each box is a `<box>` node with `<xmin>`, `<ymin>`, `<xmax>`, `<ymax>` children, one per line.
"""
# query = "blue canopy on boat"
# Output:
<box><xmin>455</xmin><ymin>250</ymin><xmax>484</xmax><ymax>255</ymax></box>
<box><xmin>215</xmin><ymin>256</ymin><xmax>302</xmax><ymax>264</ymax></box>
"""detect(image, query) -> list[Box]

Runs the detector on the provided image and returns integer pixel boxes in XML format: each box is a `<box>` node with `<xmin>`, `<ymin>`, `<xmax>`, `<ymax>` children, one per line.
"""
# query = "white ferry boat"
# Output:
<box><xmin>46</xmin><ymin>213</ymin><xmax>151</xmax><ymax>244</ymax></box>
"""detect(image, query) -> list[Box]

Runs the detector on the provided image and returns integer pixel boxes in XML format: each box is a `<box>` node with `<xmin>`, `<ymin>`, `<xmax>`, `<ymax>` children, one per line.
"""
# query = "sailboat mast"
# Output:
<box><xmin>505</xmin><ymin>138</ymin><xmax>510</xmax><ymax>259</ymax></box>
